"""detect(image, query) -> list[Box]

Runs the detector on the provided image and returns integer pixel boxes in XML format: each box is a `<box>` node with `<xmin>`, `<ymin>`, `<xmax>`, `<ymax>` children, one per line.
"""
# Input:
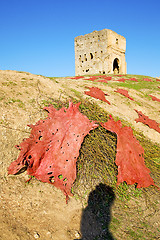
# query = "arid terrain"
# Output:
<box><xmin>0</xmin><ymin>70</ymin><xmax>160</xmax><ymax>240</ymax></box>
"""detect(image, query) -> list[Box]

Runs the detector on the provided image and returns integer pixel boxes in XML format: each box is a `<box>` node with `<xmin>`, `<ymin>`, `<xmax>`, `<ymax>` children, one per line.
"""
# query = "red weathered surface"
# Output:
<box><xmin>115</xmin><ymin>88</ymin><xmax>134</xmax><ymax>101</ymax></box>
<box><xmin>84</xmin><ymin>87</ymin><xmax>111</xmax><ymax>104</ymax></box>
<box><xmin>8</xmin><ymin>101</ymin><xmax>98</xmax><ymax>201</ymax></box>
<box><xmin>135</xmin><ymin>110</ymin><xmax>160</xmax><ymax>133</ymax></box>
<box><xmin>149</xmin><ymin>95</ymin><xmax>160</xmax><ymax>102</ymax></box>
<box><xmin>101</xmin><ymin>116</ymin><xmax>155</xmax><ymax>188</ymax></box>
<box><xmin>143</xmin><ymin>78</ymin><xmax>152</xmax><ymax>82</ymax></box>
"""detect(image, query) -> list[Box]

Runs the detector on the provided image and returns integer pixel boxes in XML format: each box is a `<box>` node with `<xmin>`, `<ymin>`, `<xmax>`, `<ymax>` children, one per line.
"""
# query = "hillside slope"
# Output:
<box><xmin>0</xmin><ymin>70</ymin><xmax>160</xmax><ymax>240</ymax></box>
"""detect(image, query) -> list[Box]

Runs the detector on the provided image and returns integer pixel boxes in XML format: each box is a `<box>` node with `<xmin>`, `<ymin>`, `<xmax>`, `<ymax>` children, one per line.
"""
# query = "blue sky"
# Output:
<box><xmin>0</xmin><ymin>0</ymin><xmax>160</xmax><ymax>77</ymax></box>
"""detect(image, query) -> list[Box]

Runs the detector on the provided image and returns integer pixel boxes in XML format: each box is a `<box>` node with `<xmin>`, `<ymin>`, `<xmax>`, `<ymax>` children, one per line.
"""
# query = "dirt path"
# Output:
<box><xmin>0</xmin><ymin>70</ymin><xmax>160</xmax><ymax>240</ymax></box>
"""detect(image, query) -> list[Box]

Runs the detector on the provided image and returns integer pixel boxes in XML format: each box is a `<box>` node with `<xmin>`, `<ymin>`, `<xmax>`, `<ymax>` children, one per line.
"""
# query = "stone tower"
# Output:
<box><xmin>74</xmin><ymin>29</ymin><xmax>127</xmax><ymax>76</ymax></box>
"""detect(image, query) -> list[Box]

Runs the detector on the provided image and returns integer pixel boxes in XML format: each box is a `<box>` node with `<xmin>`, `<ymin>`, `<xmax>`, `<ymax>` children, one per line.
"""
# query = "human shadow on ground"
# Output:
<box><xmin>75</xmin><ymin>183</ymin><xmax>115</xmax><ymax>240</ymax></box>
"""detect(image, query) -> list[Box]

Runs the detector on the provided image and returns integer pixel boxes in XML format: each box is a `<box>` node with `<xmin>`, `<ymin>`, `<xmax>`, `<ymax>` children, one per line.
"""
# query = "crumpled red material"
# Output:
<box><xmin>101</xmin><ymin>116</ymin><xmax>156</xmax><ymax>188</ymax></box>
<box><xmin>135</xmin><ymin>110</ymin><xmax>160</xmax><ymax>133</ymax></box>
<box><xmin>115</xmin><ymin>88</ymin><xmax>134</xmax><ymax>101</ymax></box>
<box><xmin>84</xmin><ymin>87</ymin><xmax>111</xmax><ymax>105</ymax></box>
<box><xmin>149</xmin><ymin>95</ymin><xmax>160</xmax><ymax>102</ymax></box>
<box><xmin>8</xmin><ymin>101</ymin><xmax>98</xmax><ymax>201</ymax></box>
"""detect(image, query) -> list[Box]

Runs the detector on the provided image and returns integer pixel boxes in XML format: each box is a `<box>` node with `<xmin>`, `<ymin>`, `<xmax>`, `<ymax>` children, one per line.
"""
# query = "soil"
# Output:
<box><xmin>0</xmin><ymin>70</ymin><xmax>160</xmax><ymax>240</ymax></box>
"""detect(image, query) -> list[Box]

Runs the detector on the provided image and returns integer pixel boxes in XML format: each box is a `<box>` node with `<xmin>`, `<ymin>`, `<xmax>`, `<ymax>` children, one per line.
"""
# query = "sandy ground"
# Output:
<box><xmin>0</xmin><ymin>70</ymin><xmax>160</xmax><ymax>240</ymax></box>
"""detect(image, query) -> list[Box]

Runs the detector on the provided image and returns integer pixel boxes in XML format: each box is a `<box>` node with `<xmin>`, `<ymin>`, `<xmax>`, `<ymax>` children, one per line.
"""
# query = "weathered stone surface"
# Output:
<box><xmin>75</xmin><ymin>29</ymin><xmax>127</xmax><ymax>76</ymax></box>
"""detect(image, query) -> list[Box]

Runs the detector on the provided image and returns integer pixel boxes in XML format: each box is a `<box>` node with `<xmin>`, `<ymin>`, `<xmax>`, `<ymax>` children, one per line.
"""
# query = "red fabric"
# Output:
<box><xmin>101</xmin><ymin>116</ymin><xmax>155</xmax><ymax>188</ymax></box>
<box><xmin>117</xmin><ymin>78</ymin><xmax>126</xmax><ymax>82</ymax></box>
<box><xmin>84</xmin><ymin>76</ymin><xmax>100</xmax><ymax>81</ymax></box>
<box><xmin>70</xmin><ymin>76</ymin><xmax>84</xmax><ymax>79</ymax></box>
<box><xmin>135</xmin><ymin>110</ymin><xmax>160</xmax><ymax>133</ymax></box>
<box><xmin>84</xmin><ymin>87</ymin><xmax>111</xmax><ymax>104</ymax></box>
<box><xmin>115</xmin><ymin>88</ymin><xmax>134</xmax><ymax>101</ymax></box>
<box><xmin>143</xmin><ymin>78</ymin><xmax>152</xmax><ymax>82</ymax></box>
<box><xmin>8</xmin><ymin>101</ymin><xmax>98</xmax><ymax>201</ymax></box>
<box><xmin>149</xmin><ymin>95</ymin><xmax>160</xmax><ymax>102</ymax></box>
<box><xmin>102</xmin><ymin>76</ymin><xmax>112</xmax><ymax>80</ymax></box>
<box><xmin>128</xmin><ymin>78</ymin><xmax>138</xmax><ymax>82</ymax></box>
<box><xmin>96</xmin><ymin>79</ymin><xmax>108</xmax><ymax>83</ymax></box>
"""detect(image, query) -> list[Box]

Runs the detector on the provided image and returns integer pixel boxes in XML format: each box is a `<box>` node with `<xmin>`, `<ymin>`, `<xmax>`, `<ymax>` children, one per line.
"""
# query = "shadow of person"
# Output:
<box><xmin>75</xmin><ymin>183</ymin><xmax>115</xmax><ymax>240</ymax></box>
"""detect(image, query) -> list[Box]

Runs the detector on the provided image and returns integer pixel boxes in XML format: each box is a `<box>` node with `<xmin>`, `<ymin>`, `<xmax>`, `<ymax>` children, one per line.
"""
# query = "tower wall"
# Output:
<box><xmin>74</xmin><ymin>29</ymin><xmax>126</xmax><ymax>76</ymax></box>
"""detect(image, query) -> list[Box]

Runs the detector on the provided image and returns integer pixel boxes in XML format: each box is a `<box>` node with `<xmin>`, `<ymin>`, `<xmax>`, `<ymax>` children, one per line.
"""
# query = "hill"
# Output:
<box><xmin>0</xmin><ymin>70</ymin><xmax>160</xmax><ymax>240</ymax></box>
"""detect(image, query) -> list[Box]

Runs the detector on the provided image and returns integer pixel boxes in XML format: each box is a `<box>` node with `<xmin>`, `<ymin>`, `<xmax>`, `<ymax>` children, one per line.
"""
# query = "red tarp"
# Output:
<box><xmin>84</xmin><ymin>87</ymin><xmax>111</xmax><ymax>105</ymax></box>
<box><xmin>101</xmin><ymin>116</ymin><xmax>155</xmax><ymax>188</ymax></box>
<box><xmin>8</xmin><ymin>101</ymin><xmax>98</xmax><ymax>201</ymax></box>
<box><xmin>135</xmin><ymin>110</ymin><xmax>160</xmax><ymax>133</ymax></box>
<box><xmin>149</xmin><ymin>95</ymin><xmax>160</xmax><ymax>102</ymax></box>
<box><xmin>115</xmin><ymin>88</ymin><xmax>134</xmax><ymax>101</ymax></box>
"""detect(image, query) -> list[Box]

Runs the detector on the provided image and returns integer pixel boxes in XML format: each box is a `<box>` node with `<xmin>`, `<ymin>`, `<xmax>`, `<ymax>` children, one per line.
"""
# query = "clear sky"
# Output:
<box><xmin>0</xmin><ymin>0</ymin><xmax>160</xmax><ymax>77</ymax></box>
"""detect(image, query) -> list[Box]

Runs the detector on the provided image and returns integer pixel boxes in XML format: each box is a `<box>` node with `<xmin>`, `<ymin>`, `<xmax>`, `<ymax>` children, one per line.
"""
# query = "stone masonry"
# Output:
<box><xmin>74</xmin><ymin>29</ymin><xmax>127</xmax><ymax>76</ymax></box>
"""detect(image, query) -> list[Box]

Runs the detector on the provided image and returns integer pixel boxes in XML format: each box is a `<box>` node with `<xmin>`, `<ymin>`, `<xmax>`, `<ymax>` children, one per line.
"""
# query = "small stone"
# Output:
<box><xmin>75</xmin><ymin>231</ymin><xmax>81</xmax><ymax>238</ymax></box>
<box><xmin>34</xmin><ymin>232</ymin><xmax>40</xmax><ymax>239</ymax></box>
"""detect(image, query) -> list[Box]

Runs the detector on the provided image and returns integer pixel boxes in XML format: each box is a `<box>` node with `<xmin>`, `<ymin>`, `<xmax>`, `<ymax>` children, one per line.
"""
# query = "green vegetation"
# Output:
<box><xmin>5</xmin><ymin>98</ymin><xmax>25</xmax><ymax>109</ymax></box>
<box><xmin>107</xmin><ymin>75</ymin><xmax>159</xmax><ymax>91</ymax></box>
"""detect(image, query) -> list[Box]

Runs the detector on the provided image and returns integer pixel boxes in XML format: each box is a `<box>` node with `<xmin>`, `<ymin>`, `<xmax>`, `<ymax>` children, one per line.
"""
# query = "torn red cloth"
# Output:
<box><xmin>135</xmin><ymin>110</ymin><xmax>160</xmax><ymax>133</ymax></box>
<box><xmin>84</xmin><ymin>87</ymin><xmax>111</xmax><ymax>105</ymax></box>
<box><xmin>115</xmin><ymin>88</ymin><xmax>134</xmax><ymax>101</ymax></box>
<box><xmin>101</xmin><ymin>116</ymin><xmax>156</xmax><ymax>188</ymax></box>
<box><xmin>149</xmin><ymin>95</ymin><xmax>160</xmax><ymax>102</ymax></box>
<box><xmin>8</xmin><ymin>101</ymin><xmax>98</xmax><ymax>201</ymax></box>
<box><xmin>143</xmin><ymin>78</ymin><xmax>152</xmax><ymax>82</ymax></box>
<box><xmin>70</xmin><ymin>76</ymin><xmax>84</xmax><ymax>79</ymax></box>
<box><xmin>96</xmin><ymin>79</ymin><xmax>108</xmax><ymax>83</ymax></box>
<box><xmin>128</xmin><ymin>78</ymin><xmax>138</xmax><ymax>82</ymax></box>
<box><xmin>117</xmin><ymin>78</ymin><xmax>126</xmax><ymax>82</ymax></box>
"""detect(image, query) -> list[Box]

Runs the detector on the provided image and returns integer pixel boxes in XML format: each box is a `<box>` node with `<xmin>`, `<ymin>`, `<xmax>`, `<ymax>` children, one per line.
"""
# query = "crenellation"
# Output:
<box><xmin>75</xmin><ymin>29</ymin><xmax>127</xmax><ymax>75</ymax></box>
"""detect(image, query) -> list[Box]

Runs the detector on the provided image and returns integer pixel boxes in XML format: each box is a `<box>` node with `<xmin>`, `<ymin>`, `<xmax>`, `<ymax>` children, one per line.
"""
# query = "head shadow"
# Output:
<box><xmin>75</xmin><ymin>183</ymin><xmax>115</xmax><ymax>240</ymax></box>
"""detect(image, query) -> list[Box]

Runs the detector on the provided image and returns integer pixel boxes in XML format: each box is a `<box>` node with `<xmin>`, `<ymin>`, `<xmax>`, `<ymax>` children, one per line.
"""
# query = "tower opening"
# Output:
<box><xmin>113</xmin><ymin>58</ymin><xmax>119</xmax><ymax>74</ymax></box>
